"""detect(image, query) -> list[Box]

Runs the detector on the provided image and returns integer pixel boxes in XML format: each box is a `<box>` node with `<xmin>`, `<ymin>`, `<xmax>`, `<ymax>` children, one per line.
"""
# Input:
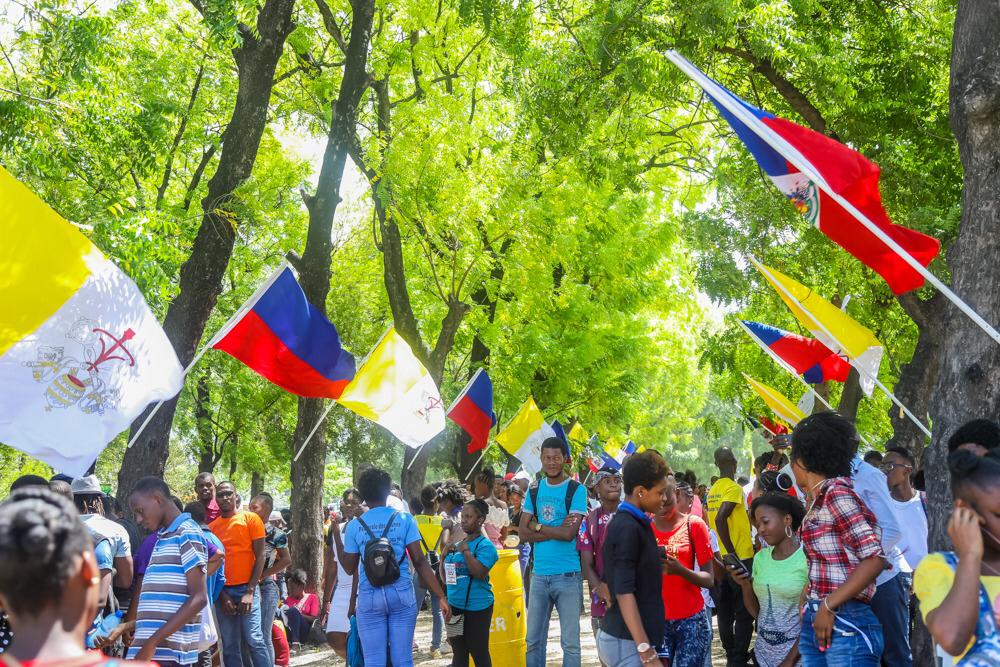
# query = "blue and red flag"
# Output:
<box><xmin>446</xmin><ymin>368</ymin><xmax>496</xmax><ymax>454</ymax></box>
<box><xmin>212</xmin><ymin>267</ymin><xmax>356</xmax><ymax>398</ymax></box>
<box><xmin>742</xmin><ymin>320</ymin><xmax>850</xmax><ymax>384</ymax></box>
<box><xmin>672</xmin><ymin>53</ymin><xmax>939</xmax><ymax>295</ymax></box>
<box><xmin>623</xmin><ymin>440</ymin><xmax>637</xmax><ymax>456</ymax></box>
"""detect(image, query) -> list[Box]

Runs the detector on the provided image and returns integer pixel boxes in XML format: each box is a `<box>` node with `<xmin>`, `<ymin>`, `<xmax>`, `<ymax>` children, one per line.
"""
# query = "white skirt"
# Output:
<box><xmin>324</xmin><ymin>583</ymin><xmax>353</xmax><ymax>633</ymax></box>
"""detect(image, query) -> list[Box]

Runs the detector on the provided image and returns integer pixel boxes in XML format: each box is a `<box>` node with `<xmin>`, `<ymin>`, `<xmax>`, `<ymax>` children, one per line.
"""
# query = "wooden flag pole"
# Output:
<box><xmin>293</xmin><ymin>400</ymin><xmax>335</xmax><ymax>462</ymax></box>
<box><xmin>666</xmin><ymin>50</ymin><xmax>1000</xmax><ymax>348</ymax></box>
<box><xmin>752</xmin><ymin>258</ymin><xmax>932</xmax><ymax>438</ymax></box>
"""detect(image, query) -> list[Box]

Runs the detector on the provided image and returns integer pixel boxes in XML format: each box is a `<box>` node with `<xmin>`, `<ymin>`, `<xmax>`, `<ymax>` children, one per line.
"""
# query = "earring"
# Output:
<box><xmin>90</xmin><ymin>576</ymin><xmax>100</xmax><ymax>585</ymax></box>
<box><xmin>785</xmin><ymin>525</ymin><xmax>794</xmax><ymax>539</ymax></box>
<box><xmin>638</xmin><ymin>493</ymin><xmax>644</xmax><ymax>500</ymax></box>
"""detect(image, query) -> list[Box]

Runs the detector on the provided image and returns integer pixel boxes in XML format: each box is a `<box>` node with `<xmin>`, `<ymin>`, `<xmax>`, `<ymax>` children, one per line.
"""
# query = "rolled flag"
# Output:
<box><xmin>446</xmin><ymin>368</ymin><xmax>496</xmax><ymax>454</ymax></box>
<box><xmin>741</xmin><ymin>320</ymin><xmax>850</xmax><ymax>384</ymax></box>
<box><xmin>753</xmin><ymin>260</ymin><xmax>883</xmax><ymax>396</ymax></box>
<box><xmin>668</xmin><ymin>51</ymin><xmax>940</xmax><ymax>294</ymax></box>
<box><xmin>0</xmin><ymin>166</ymin><xmax>184</xmax><ymax>475</ymax></box>
<box><xmin>744</xmin><ymin>374</ymin><xmax>806</xmax><ymax>426</ymax></box>
<box><xmin>496</xmin><ymin>397</ymin><xmax>555</xmax><ymax>475</ymax></box>
<box><xmin>337</xmin><ymin>328</ymin><xmax>445</xmax><ymax>448</ymax></box>
<box><xmin>211</xmin><ymin>266</ymin><xmax>356</xmax><ymax>398</ymax></box>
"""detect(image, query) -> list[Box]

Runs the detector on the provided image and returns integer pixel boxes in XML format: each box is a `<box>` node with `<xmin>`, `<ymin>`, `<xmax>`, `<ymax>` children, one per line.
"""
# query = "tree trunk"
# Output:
<box><xmin>249</xmin><ymin>471</ymin><xmax>263</xmax><ymax>499</ymax></box>
<box><xmin>921</xmin><ymin>4</ymin><xmax>1000</xmax><ymax>664</ymax></box>
<box><xmin>836</xmin><ymin>368</ymin><xmax>864</xmax><ymax>421</ymax></box>
<box><xmin>116</xmin><ymin>0</ymin><xmax>296</xmax><ymax>503</ymax></box>
<box><xmin>287</xmin><ymin>0</ymin><xmax>375</xmax><ymax>590</ymax></box>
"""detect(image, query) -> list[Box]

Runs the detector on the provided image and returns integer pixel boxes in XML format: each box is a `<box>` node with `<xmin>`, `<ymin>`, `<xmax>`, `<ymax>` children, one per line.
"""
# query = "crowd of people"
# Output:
<box><xmin>3</xmin><ymin>413</ymin><xmax>1000</xmax><ymax>666</ymax></box>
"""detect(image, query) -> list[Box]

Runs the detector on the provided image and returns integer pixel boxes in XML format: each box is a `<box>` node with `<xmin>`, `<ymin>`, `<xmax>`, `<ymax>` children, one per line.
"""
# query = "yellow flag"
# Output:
<box><xmin>568</xmin><ymin>422</ymin><xmax>589</xmax><ymax>445</ymax></box>
<box><xmin>496</xmin><ymin>397</ymin><xmax>555</xmax><ymax>475</ymax></box>
<box><xmin>753</xmin><ymin>260</ymin><xmax>883</xmax><ymax>395</ymax></box>
<box><xmin>744</xmin><ymin>374</ymin><xmax>806</xmax><ymax>426</ymax></box>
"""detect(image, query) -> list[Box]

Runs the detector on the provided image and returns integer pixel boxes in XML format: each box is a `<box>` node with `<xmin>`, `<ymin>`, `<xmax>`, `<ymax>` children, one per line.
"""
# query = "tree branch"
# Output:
<box><xmin>314</xmin><ymin>0</ymin><xmax>348</xmax><ymax>54</ymax></box>
<box><xmin>157</xmin><ymin>61</ymin><xmax>206</xmax><ymax>209</ymax></box>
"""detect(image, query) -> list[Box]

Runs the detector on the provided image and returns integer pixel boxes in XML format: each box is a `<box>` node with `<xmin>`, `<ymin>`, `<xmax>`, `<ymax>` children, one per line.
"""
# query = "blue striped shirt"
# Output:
<box><xmin>127</xmin><ymin>512</ymin><xmax>207</xmax><ymax>665</ymax></box>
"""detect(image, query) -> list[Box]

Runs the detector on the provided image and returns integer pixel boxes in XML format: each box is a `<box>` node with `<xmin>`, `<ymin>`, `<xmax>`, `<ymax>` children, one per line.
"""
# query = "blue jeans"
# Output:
<box><xmin>871</xmin><ymin>573</ymin><xmax>911</xmax><ymax>667</ymax></box>
<box><xmin>216</xmin><ymin>584</ymin><xmax>270</xmax><ymax>667</ymax></box>
<box><xmin>703</xmin><ymin>608</ymin><xmax>714</xmax><ymax>667</ymax></box>
<box><xmin>660</xmin><ymin>611</ymin><xmax>712</xmax><ymax>667</ymax></box>
<box><xmin>799</xmin><ymin>599</ymin><xmax>883</xmax><ymax>666</ymax></box>
<box><xmin>596</xmin><ymin>629</ymin><xmax>642</xmax><ymax>667</ymax></box>
<box><xmin>413</xmin><ymin>576</ymin><xmax>443</xmax><ymax>650</ymax></box>
<box><xmin>355</xmin><ymin>579</ymin><xmax>419</xmax><ymax>667</ymax></box>
<box><xmin>526</xmin><ymin>571</ymin><xmax>582</xmax><ymax>667</ymax></box>
<box><xmin>259</xmin><ymin>579</ymin><xmax>280</xmax><ymax>663</ymax></box>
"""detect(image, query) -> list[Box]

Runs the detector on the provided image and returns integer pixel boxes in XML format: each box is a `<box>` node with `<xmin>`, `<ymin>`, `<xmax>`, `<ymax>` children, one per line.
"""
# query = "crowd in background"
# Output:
<box><xmin>4</xmin><ymin>414</ymin><xmax>1000</xmax><ymax>666</ymax></box>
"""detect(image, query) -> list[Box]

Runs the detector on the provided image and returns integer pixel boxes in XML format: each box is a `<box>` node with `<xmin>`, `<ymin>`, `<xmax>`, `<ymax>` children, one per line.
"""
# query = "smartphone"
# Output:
<box><xmin>658</xmin><ymin>544</ymin><xmax>668</xmax><ymax>559</ymax></box>
<box><xmin>722</xmin><ymin>553</ymin><xmax>750</xmax><ymax>577</ymax></box>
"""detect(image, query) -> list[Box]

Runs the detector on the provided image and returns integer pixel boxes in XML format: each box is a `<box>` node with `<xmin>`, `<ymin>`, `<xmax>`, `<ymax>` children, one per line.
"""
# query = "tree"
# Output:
<box><xmin>116</xmin><ymin>0</ymin><xmax>297</xmax><ymax>501</ymax></box>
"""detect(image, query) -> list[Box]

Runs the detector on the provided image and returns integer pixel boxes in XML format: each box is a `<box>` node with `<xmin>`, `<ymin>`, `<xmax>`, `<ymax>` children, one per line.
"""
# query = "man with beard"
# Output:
<box><xmin>520</xmin><ymin>437</ymin><xmax>588</xmax><ymax>667</ymax></box>
<box><xmin>577</xmin><ymin>467</ymin><xmax>622</xmax><ymax>667</ymax></box>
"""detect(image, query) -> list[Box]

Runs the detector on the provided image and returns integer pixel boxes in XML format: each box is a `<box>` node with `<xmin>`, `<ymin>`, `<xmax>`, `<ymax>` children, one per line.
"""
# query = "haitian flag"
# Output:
<box><xmin>667</xmin><ymin>52</ymin><xmax>939</xmax><ymax>294</ymax></box>
<box><xmin>446</xmin><ymin>368</ymin><xmax>495</xmax><ymax>454</ymax></box>
<box><xmin>212</xmin><ymin>266</ymin><xmax>356</xmax><ymax>398</ymax></box>
<box><xmin>586</xmin><ymin>434</ymin><xmax>605</xmax><ymax>473</ymax></box>
<box><xmin>742</xmin><ymin>320</ymin><xmax>850</xmax><ymax>384</ymax></box>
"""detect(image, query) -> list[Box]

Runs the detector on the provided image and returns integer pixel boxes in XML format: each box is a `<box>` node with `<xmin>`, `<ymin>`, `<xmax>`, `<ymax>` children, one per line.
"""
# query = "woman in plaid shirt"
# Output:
<box><xmin>789</xmin><ymin>412</ymin><xmax>887</xmax><ymax>666</ymax></box>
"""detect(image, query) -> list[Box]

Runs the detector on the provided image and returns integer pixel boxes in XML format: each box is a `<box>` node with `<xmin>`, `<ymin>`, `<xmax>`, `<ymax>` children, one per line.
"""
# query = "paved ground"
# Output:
<box><xmin>289</xmin><ymin>607</ymin><xmax>730</xmax><ymax>666</ymax></box>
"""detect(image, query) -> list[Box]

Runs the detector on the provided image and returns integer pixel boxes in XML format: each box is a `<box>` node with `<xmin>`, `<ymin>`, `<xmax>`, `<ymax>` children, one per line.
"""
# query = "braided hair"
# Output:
<box><xmin>0</xmin><ymin>487</ymin><xmax>93</xmax><ymax>615</ymax></box>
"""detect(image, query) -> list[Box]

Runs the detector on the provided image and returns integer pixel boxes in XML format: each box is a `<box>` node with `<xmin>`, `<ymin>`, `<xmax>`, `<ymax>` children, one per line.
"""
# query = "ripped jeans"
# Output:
<box><xmin>799</xmin><ymin>599</ymin><xmax>883</xmax><ymax>666</ymax></box>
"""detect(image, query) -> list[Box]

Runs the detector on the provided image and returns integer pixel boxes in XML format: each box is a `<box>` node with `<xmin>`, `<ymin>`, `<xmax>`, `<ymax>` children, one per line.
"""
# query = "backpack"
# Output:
<box><xmin>528</xmin><ymin>479</ymin><xmax>581</xmax><ymax>522</ymax></box>
<box><xmin>356</xmin><ymin>512</ymin><xmax>402</xmax><ymax>587</ymax></box>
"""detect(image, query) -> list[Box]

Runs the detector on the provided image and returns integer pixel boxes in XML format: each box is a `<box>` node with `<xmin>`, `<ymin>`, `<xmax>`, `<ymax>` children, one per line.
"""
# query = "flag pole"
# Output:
<box><xmin>126</xmin><ymin>262</ymin><xmax>291</xmax><ymax>450</ymax></box>
<box><xmin>463</xmin><ymin>443</ymin><xmax>492</xmax><ymax>482</ymax></box>
<box><xmin>293</xmin><ymin>400</ymin><xmax>336</xmax><ymax>462</ymax></box>
<box><xmin>665</xmin><ymin>50</ymin><xmax>1000</xmax><ymax>348</ymax></box>
<box><xmin>736</xmin><ymin>320</ymin><xmax>876</xmax><ymax>447</ymax></box>
<box><xmin>751</xmin><ymin>258</ymin><xmax>932</xmax><ymax>438</ymax></box>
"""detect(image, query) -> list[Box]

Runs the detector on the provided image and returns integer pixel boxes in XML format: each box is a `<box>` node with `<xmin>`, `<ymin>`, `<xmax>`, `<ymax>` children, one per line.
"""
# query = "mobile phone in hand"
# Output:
<box><xmin>722</xmin><ymin>553</ymin><xmax>750</xmax><ymax>577</ymax></box>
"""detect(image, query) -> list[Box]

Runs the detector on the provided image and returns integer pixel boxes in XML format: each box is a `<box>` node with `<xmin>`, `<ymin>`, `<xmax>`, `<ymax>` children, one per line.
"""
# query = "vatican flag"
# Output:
<box><xmin>496</xmin><ymin>397</ymin><xmax>555</xmax><ymax>475</ymax></box>
<box><xmin>337</xmin><ymin>328</ymin><xmax>445</xmax><ymax>448</ymax></box>
<box><xmin>744</xmin><ymin>374</ymin><xmax>806</xmax><ymax>427</ymax></box>
<box><xmin>0</xmin><ymin>166</ymin><xmax>184</xmax><ymax>476</ymax></box>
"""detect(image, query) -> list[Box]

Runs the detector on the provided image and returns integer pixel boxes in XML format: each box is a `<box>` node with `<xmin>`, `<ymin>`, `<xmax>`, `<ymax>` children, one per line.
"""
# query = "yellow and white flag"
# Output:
<box><xmin>0</xmin><ymin>167</ymin><xmax>184</xmax><ymax>476</ymax></box>
<box><xmin>337</xmin><ymin>328</ymin><xmax>445</xmax><ymax>448</ymax></box>
<box><xmin>496</xmin><ymin>397</ymin><xmax>555</xmax><ymax>475</ymax></box>
<box><xmin>753</xmin><ymin>260</ymin><xmax>883</xmax><ymax>396</ymax></box>
<box><xmin>744</xmin><ymin>374</ymin><xmax>806</xmax><ymax>426</ymax></box>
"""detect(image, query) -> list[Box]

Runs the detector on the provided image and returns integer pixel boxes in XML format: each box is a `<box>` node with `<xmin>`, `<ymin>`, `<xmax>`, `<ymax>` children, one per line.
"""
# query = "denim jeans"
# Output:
<box><xmin>799</xmin><ymin>599</ymin><xmax>884</xmax><ymax>666</ymax></box>
<box><xmin>660</xmin><ymin>611</ymin><xmax>712</xmax><ymax>667</ymax></box>
<box><xmin>526</xmin><ymin>571</ymin><xmax>582</xmax><ymax>667</ymax></box>
<box><xmin>355</xmin><ymin>580</ymin><xmax>419</xmax><ymax>667</ymax></box>
<box><xmin>259</xmin><ymin>579</ymin><xmax>280</xmax><ymax>664</ymax></box>
<box><xmin>216</xmin><ymin>584</ymin><xmax>270</xmax><ymax>667</ymax></box>
<box><xmin>595</xmin><ymin>629</ymin><xmax>642</xmax><ymax>667</ymax></box>
<box><xmin>715</xmin><ymin>558</ymin><xmax>754</xmax><ymax>667</ymax></box>
<box><xmin>413</xmin><ymin>576</ymin><xmax>442</xmax><ymax>650</ymax></box>
<box><xmin>871</xmin><ymin>572</ymin><xmax>911</xmax><ymax>667</ymax></box>
<box><xmin>703</xmin><ymin>608</ymin><xmax>714</xmax><ymax>667</ymax></box>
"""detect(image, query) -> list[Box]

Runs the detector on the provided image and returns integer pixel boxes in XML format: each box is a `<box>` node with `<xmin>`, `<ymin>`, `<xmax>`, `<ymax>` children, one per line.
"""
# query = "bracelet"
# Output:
<box><xmin>822</xmin><ymin>597</ymin><xmax>837</xmax><ymax>614</ymax></box>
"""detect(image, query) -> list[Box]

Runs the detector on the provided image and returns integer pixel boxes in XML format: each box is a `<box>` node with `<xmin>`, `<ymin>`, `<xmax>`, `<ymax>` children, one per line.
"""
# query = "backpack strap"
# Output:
<box><xmin>528</xmin><ymin>482</ymin><xmax>540</xmax><ymax>517</ymax></box>
<box><xmin>565</xmin><ymin>479</ymin><xmax>580</xmax><ymax>514</ymax></box>
<box><xmin>380</xmin><ymin>512</ymin><xmax>400</xmax><ymax>539</ymax></box>
<box><xmin>356</xmin><ymin>516</ymin><xmax>377</xmax><ymax>541</ymax></box>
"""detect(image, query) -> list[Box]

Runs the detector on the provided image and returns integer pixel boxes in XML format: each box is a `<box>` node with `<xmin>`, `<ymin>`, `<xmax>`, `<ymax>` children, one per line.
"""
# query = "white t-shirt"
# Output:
<box><xmin>82</xmin><ymin>514</ymin><xmax>132</xmax><ymax>558</ymax></box>
<box><xmin>889</xmin><ymin>492</ymin><xmax>928</xmax><ymax>573</ymax></box>
<box><xmin>701</xmin><ymin>530</ymin><xmax>720</xmax><ymax>610</ymax></box>
<box><xmin>387</xmin><ymin>494</ymin><xmax>408</xmax><ymax>513</ymax></box>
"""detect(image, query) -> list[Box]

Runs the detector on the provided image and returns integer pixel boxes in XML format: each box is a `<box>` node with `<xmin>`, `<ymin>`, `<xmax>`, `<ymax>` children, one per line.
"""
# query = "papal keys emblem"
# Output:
<box><xmin>24</xmin><ymin>318</ymin><xmax>137</xmax><ymax>415</ymax></box>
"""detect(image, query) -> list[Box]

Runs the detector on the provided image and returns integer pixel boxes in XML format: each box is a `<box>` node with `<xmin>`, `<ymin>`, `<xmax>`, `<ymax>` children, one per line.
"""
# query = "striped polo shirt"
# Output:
<box><xmin>127</xmin><ymin>512</ymin><xmax>207</xmax><ymax>665</ymax></box>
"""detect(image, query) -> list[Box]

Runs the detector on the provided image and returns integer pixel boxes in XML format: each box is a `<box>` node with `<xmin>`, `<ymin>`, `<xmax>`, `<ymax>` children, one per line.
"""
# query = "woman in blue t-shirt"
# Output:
<box><xmin>442</xmin><ymin>498</ymin><xmax>499</xmax><ymax>667</ymax></box>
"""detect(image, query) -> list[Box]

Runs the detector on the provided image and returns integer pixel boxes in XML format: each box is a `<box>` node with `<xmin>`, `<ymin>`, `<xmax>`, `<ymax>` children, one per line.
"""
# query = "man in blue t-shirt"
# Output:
<box><xmin>341</xmin><ymin>468</ymin><xmax>450</xmax><ymax>667</ymax></box>
<box><xmin>519</xmin><ymin>437</ymin><xmax>588</xmax><ymax>667</ymax></box>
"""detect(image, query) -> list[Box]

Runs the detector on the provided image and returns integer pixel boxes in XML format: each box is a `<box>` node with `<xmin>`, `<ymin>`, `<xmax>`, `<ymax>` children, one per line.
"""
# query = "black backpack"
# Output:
<box><xmin>357</xmin><ymin>512</ymin><xmax>403</xmax><ymax>587</ymax></box>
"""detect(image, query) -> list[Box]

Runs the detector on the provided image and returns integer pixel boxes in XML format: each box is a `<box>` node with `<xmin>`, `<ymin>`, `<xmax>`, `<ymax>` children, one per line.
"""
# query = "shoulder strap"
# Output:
<box><xmin>380</xmin><ymin>511</ymin><xmax>400</xmax><ymax>539</ymax></box>
<box><xmin>529</xmin><ymin>482</ymin><xmax>540</xmax><ymax>517</ymax></box>
<box><xmin>686</xmin><ymin>516</ymin><xmax>694</xmax><ymax>568</ymax></box>
<box><xmin>356</xmin><ymin>516</ymin><xmax>377</xmax><ymax>541</ymax></box>
<box><xmin>565</xmin><ymin>480</ymin><xmax>580</xmax><ymax>513</ymax></box>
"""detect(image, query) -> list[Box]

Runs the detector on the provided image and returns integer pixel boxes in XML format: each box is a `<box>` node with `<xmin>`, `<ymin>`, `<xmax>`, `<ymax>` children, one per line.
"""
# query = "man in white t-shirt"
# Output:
<box><xmin>882</xmin><ymin>447</ymin><xmax>928</xmax><ymax>572</ymax></box>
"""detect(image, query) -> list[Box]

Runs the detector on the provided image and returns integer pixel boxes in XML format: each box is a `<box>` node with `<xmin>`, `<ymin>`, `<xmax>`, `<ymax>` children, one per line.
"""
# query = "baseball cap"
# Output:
<box><xmin>70</xmin><ymin>475</ymin><xmax>102</xmax><ymax>495</ymax></box>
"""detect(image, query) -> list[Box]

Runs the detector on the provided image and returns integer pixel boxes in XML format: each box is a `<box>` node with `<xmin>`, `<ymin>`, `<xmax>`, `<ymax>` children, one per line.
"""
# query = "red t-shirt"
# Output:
<box><xmin>18</xmin><ymin>654</ymin><xmax>156</xmax><ymax>667</ymax></box>
<box><xmin>652</xmin><ymin>514</ymin><xmax>713</xmax><ymax>620</ymax></box>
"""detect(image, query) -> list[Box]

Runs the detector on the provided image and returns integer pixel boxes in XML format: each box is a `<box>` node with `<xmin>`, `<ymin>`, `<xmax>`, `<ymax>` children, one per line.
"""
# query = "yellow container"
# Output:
<box><xmin>472</xmin><ymin>548</ymin><xmax>526</xmax><ymax>667</ymax></box>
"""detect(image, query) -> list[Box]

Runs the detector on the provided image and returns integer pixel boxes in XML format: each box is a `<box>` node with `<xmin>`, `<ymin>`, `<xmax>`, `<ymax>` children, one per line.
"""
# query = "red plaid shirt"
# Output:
<box><xmin>800</xmin><ymin>476</ymin><xmax>884</xmax><ymax>603</ymax></box>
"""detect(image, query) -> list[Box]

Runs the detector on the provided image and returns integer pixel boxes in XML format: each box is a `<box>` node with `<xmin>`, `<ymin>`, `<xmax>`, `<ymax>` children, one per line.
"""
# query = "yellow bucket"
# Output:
<box><xmin>472</xmin><ymin>548</ymin><xmax>526</xmax><ymax>667</ymax></box>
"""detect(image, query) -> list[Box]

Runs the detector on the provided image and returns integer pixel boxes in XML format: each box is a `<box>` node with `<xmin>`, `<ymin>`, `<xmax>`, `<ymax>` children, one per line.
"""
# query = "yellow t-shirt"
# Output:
<box><xmin>414</xmin><ymin>514</ymin><xmax>444</xmax><ymax>553</ymax></box>
<box><xmin>706</xmin><ymin>478</ymin><xmax>754</xmax><ymax>559</ymax></box>
<box><xmin>914</xmin><ymin>552</ymin><xmax>1000</xmax><ymax>663</ymax></box>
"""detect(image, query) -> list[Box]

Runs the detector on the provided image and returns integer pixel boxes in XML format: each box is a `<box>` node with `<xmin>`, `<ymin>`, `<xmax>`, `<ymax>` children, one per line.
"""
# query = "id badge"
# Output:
<box><xmin>444</xmin><ymin>562</ymin><xmax>458</xmax><ymax>585</ymax></box>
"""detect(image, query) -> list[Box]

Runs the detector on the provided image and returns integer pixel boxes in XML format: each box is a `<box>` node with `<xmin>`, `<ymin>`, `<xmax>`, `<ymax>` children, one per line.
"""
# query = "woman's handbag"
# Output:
<box><xmin>196</xmin><ymin>603</ymin><xmax>219</xmax><ymax>652</ymax></box>
<box><xmin>347</xmin><ymin>615</ymin><xmax>364</xmax><ymax>667</ymax></box>
<box><xmin>444</xmin><ymin>541</ymin><xmax>476</xmax><ymax>640</ymax></box>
